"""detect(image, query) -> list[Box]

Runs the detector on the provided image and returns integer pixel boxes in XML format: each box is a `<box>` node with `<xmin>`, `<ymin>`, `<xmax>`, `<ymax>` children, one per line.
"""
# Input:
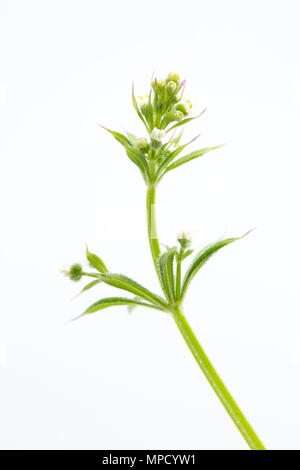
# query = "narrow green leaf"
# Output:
<box><xmin>127</xmin><ymin>296</ymin><xmax>143</xmax><ymax>313</ymax></box>
<box><xmin>182</xmin><ymin>249</ymin><xmax>194</xmax><ymax>260</ymax></box>
<box><xmin>132</xmin><ymin>83</ymin><xmax>149</xmax><ymax>131</ymax></box>
<box><xmin>156</xmin><ymin>135</ymin><xmax>200</xmax><ymax>179</ymax></box>
<box><xmin>165</xmin><ymin>146</ymin><xmax>222</xmax><ymax>173</ymax></box>
<box><xmin>181</xmin><ymin>232</ymin><xmax>251</xmax><ymax>300</ymax></box>
<box><xmin>159</xmin><ymin>248</ymin><xmax>176</xmax><ymax>303</ymax></box>
<box><xmin>80</xmin><ymin>279</ymin><xmax>102</xmax><ymax>293</ymax></box>
<box><xmin>86</xmin><ymin>246</ymin><xmax>108</xmax><ymax>273</ymax></box>
<box><xmin>166</xmin><ymin>108</ymin><xmax>207</xmax><ymax>133</ymax></box>
<box><xmin>100</xmin><ymin>125</ymin><xmax>132</xmax><ymax>147</ymax></box>
<box><xmin>101</xmin><ymin>273</ymin><xmax>168</xmax><ymax>308</ymax></box>
<box><xmin>83</xmin><ymin>297</ymin><xmax>165</xmax><ymax>314</ymax></box>
<box><xmin>100</xmin><ymin>125</ymin><xmax>149</xmax><ymax>179</ymax></box>
<box><xmin>125</xmin><ymin>147</ymin><xmax>149</xmax><ymax>181</ymax></box>
<box><xmin>70</xmin><ymin>279</ymin><xmax>102</xmax><ymax>300</ymax></box>
<box><xmin>144</xmin><ymin>92</ymin><xmax>154</xmax><ymax>129</ymax></box>
<box><xmin>126</xmin><ymin>132</ymin><xmax>138</xmax><ymax>145</ymax></box>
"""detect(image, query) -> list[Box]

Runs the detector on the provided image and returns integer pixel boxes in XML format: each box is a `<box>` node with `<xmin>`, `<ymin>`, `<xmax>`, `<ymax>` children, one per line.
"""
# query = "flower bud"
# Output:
<box><xmin>163</xmin><ymin>110</ymin><xmax>184</xmax><ymax>127</ymax></box>
<box><xmin>135</xmin><ymin>137</ymin><xmax>149</xmax><ymax>151</ymax></box>
<box><xmin>176</xmin><ymin>100</ymin><xmax>192</xmax><ymax>115</ymax></box>
<box><xmin>150</xmin><ymin>128</ymin><xmax>165</xmax><ymax>143</ymax></box>
<box><xmin>173</xmin><ymin>110</ymin><xmax>184</xmax><ymax>121</ymax></box>
<box><xmin>177</xmin><ymin>231</ymin><xmax>192</xmax><ymax>250</ymax></box>
<box><xmin>151</xmin><ymin>77</ymin><xmax>164</xmax><ymax>90</ymax></box>
<box><xmin>166</xmin><ymin>81</ymin><xmax>177</xmax><ymax>93</ymax></box>
<box><xmin>63</xmin><ymin>263</ymin><xmax>83</xmax><ymax>281</ymax></box>
<box><xmin>167</xmin><ymin>71</ymin><xmax>180</xmax><ymax>82</ymax></box>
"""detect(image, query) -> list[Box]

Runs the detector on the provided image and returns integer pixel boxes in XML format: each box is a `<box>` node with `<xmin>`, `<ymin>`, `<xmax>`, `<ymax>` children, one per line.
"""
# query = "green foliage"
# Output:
<box><xmin>132</xmin><ymin>84</ymin><xmax>149</xmax><ymax>131</ymax></box>
<box><xmin>84</xmin><ymin>297</ymin><xmax>165</xmax><ymax>315</ymax></box>
<box><xmin>180</xmin><ymin>233</ymin><xmax>250</xmax><ymax>300</ymax></box>
<box><xmin>166</xmin><ymin>110</ymin><xmax>206</xmax><ymax>133</ymax></box>
<box><xmin>99</xmin><ymin>75</ymin><xmax>220</xmax><ymax>187</ymax></box>
<box><xmin>64</xmin><ymin>71</ymin><xmax>250</xmax><ymax>319</ymax></box>
<box><xmin>155</xmin><ymin>135</ymin><xmax>200</xmax><ymax>180</ymax></box>
<box><xmin>86</xmin><ymin>246</ymin><xmax>108</xmax><ymax>273</ymax></box>
<box><xmin>62</xmin><ymin>72</ymin><xmax>263</xmax><ymax>451</ymax></box>
<box><xmin>77</xmin><ymin>279</ymin><xmax>102</xmax><ymax>296</ymax></box>
<box><xmin>100</xmin><ymin>126</ymin><xmax>132</xmax><ymax>146</ymax></box>
<box><xmin>165</xmin><ymin>146</ymin><xmax>222</xmax><ymax>173</ymax></box>
<box><xmin>100</xmin><ymin>273</ymin><xmax>168</xmax><ymax>309</ymax></box>
<box><xmin>158</xmin><ymin>248</ymin><xmax>177</xmax><ymax>303</ymax></box>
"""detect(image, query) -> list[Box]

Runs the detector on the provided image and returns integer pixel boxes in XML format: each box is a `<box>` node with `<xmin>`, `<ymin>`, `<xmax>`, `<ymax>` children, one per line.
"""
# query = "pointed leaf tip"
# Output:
<box><xmin>241</xmin><ymin>227</ymin><xmax>256</xmax><ymax>238</ymax></box>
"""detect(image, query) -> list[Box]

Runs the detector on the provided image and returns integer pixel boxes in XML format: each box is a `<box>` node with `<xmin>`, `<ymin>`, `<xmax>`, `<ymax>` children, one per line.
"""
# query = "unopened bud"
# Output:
<box><xmin>167</xmin><ymin>71</ymin><xmax>180</xmax><ymax>82</ymax></box>
<box><xmin>166</xmin><ymin>81</ymin><xmax>177</xmax><ymax>93</ymax></box>
<box><xmin>62</xmin><ymin>263</ymin><xmax>83</xmax><ymax>281</ymax></box>
<box><xmin>176</xmin><ymin>100</ymin><xmax>192</xmax><ymax>115</ymax></box>
<box><xmin>151</xmin><ymin>77</ymin><xmax>164</xmax><ymax>90</ymax></box>
<box><xmin>173</xmin><ymin>110</ymin><xmax>184</xmax><ymax>121</ymax></box>
<box><xmin>177</xmin><ymin>231</ymin><xmax>192</xmax><ymax>250</ymax></box>
<box><xmin>135</xmin><ymin>137</ymin><xmax>149</xmax><ymax>150</ymax></box>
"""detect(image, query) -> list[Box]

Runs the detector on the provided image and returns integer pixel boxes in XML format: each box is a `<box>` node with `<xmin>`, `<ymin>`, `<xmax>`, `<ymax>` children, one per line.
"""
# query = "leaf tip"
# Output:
<box><xmin>241</xmin><ymin>227</ymin><xmax>256</xmax><ymax>239</ymax></box>
<box><xmin>66</xmin><ymin>313</ymin><xmax>85</xmax><ymax>323</ymax></box>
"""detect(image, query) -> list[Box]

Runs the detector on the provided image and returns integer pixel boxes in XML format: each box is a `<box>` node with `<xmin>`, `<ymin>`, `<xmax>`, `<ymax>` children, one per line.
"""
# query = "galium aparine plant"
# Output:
<box><xmin>63</xmin><ymin>71</ymin><xmax>265</xmax><ymax>450</ymax></box>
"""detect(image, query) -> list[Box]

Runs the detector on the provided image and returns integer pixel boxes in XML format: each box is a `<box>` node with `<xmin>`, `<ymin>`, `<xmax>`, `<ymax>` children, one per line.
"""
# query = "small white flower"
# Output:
<box><xmin>150</xmin><ymin>128</ymin><xmax>165</xmax><ymax>142</ymax></box>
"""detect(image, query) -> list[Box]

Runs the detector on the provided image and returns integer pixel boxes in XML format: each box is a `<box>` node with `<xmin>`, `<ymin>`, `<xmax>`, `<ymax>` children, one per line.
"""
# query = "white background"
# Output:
<box><xmin>1</xmin><ymin>0</ymin><xmax>300</xmax><ymax>450</ymax></box>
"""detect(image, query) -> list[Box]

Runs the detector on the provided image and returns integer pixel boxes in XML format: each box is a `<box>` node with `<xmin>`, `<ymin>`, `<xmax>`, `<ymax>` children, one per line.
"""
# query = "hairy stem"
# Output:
<box><xmin>175</xmin><ymin>254</ymin><xmax>182</xmax><ymax>301</ymax></box>
<box><xmin>146</xmin><ymin>184</ymin><xmax>162</xmax><ymax>280</ymax></box>
<box><xmin>172</xmin><ymin>306</ymin><xmax>266</xmax><ymax>450</ymax></box>
<box><xmin>145</xmin><ymin>180</ymin><xmax>264</xmax><ymax>450</ymax></box>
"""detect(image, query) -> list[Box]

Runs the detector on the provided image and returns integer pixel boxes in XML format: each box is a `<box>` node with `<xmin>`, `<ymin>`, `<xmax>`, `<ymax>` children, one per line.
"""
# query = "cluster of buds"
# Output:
<box><xmin>131</xmin><ymin>71</ymin><xmax>194</xmax><ymax>160</ymax></box>
<box><xmin>101</xmin><ymin>70</ymin><xmax>210</xmax><ymax>185</ymax></box>
<box><xmin>136</xmin><ymin>71</ymin><xmax>192</xmax><ymax>135</ymax></box>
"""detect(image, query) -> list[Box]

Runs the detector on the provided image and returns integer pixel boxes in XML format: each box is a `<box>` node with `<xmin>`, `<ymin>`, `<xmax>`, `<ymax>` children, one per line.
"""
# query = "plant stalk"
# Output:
<box><xmin>175</xmin><ymin>254</ymin><xmax>182</xmax><ymax>300</ymax></box>
<box><xmin>146</xmin><ymin>184</ymin><xmax>265</xmax><ymax>450</ymax></box>
<box><xmin>172</xmin><ymin>306</ymin><xmax>265</xmax><ymax>450</ymax></box>
<box><xmin>146</xmin><ymin>184</ymin><xmax>161</xmax><ymax>279</ymax></box>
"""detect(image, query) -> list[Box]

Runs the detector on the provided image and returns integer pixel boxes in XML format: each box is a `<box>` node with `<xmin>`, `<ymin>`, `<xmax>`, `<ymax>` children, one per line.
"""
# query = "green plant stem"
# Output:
<box><xmin>146</xmin><ymin>183</ymin><xmax>161</xmax><ymax>276</ymax></box>
<box><xmin>172</xmin><ymin>306</ymin><xmax>266</xmax><ymax>450</ymax></box>
<box><xmin>82</xmin><ymin>272</ymin><xmax>100</xmax><ymax>278</ymax></box>
<box><xmin>175</xmin><ymin>254</ymin><xmax>182</xmax><ymax>300</ymax></box>
<box><xmin>145</xmin><ymin>182</ymin><xmax>264</xmax><ymax>450</ymax></box>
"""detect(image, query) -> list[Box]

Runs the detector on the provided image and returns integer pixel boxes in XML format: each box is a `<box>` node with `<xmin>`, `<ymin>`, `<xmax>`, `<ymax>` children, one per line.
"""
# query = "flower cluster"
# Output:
<box><xmin>131</xmin><ymin>71</ymin><xmax>195</xmax><ymax>153</ymax></box>
<box><xmin>138</xmin><ymin>71</ymin><xmax>192</xmax><ymax>134</ymax></box>
<box><xmin>99</xmin><ymin>71</ymin><xmax>218</xmax><ymax>186</ymax></box>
